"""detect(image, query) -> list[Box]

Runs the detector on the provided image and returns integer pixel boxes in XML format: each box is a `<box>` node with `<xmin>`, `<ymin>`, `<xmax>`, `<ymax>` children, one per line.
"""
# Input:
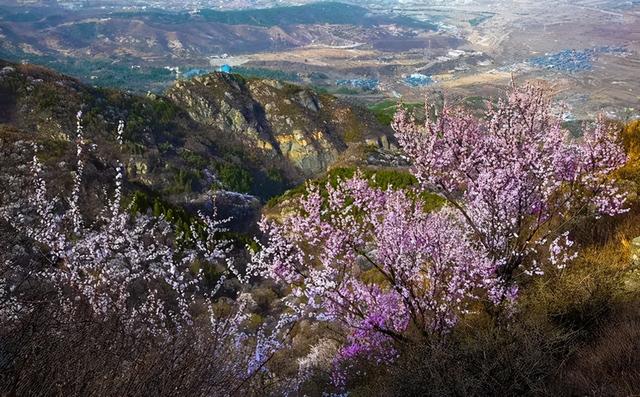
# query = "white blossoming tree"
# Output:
<box><xmin>0</xmin><ymin>112</ymin><xmax>293</xmax><ymax>396</ymax></box>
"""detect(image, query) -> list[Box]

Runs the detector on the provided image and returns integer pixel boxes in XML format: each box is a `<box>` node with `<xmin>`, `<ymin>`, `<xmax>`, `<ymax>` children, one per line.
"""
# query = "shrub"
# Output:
<box><xmin>217</xmin><ymin>163</ymin><xmax>253</xmax><ymax>193</ymax></box>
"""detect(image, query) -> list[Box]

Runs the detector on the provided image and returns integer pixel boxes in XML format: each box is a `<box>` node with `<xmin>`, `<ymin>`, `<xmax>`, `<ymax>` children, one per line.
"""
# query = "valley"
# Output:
<box><xmin>1</xmin><ymin>0</ymin><xmax>638</xmax><ymax>120</ymax></box>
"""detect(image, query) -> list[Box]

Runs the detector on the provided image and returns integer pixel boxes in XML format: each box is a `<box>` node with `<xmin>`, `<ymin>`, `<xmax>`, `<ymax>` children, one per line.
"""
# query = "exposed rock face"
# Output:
<box><xmin>167</xmin><ymin>73</ymin><xmax>392</xmax><ymax>177</ymax></box>
<box><xmin>185</xmin><ymin>190</ymin><xmax>262</xmax><ymax>234</ymax></box>
<box><xmin>274</xmin><ymin>129</ymin><xmax>338</xmax><ymax>174</ymax></box>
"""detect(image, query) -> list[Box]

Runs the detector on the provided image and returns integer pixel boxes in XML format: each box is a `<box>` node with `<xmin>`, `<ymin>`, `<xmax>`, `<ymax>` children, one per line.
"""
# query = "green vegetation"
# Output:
<box><xmin>180</xmin><ymin>149</ymin><xmax>208</xmax><ymax>169</ymax></box>
<box><xmin>167</xmin><ymin>169</ymin><xmax>200</xmax><ymax>194</ymax></box>
<box><xmin>267</xmin><ymin>166</ymin><xmax>445</xmax><ymax>212</ymax></box>
<box><xmin>252</xmin><ymin>168</ymin><xmax>290</xmax><ymax>201</ymax></box>
<box><xmin>344</xmin><ymin>128</ymin><xmax>364</xmax><ymax>143</ymax></box>
<box><xmin>368</xmin><ymin>100</ymin><xmax>423</xmax><ymax>126</ymax></box>
<box><xmin>562</xmin><ymin>119</ymin><xmax>588</xmax><ymax>137</ymax></box>
<box><xmin>110</xmin><ymin>9</ymin><xmax>192</xmax><ymax>25</ymax></box>
<box><xmin>234</xmin><ymin>67</ymin><xmax>301</xmax><ymax>82</ymax></box>
<box><xmin>370</xmin><ymin>96</ymin><xmax>494</xmax><ymax>126</ymax></box>
<box><xmin>310</xmin><ymin>85</ymin><xmax>330</xmax><ymax>95</ymax></box>
<box><xmin>127</xmin><ymin>190</ymin><xmax>256</xmax><ymax>251</ymax></box>
<box><xmin>151</xmin><ymin>97</ymin><xmax>179</xmax><ymax>123</ymax></box>
<box><xmin>101</xmin><ymin>2</ymin><xmax>436</xmax><ymax>30</ymax></box>
<box><xmin>79</xmin><ymin>87</ymin><xmax>187</xmax><ymax>148</ymax></box>
<box><xmin>158</xmin><ymin>142</ymin><xmax>174</xmax><ymax>154</ymax></box>
<box><xmin>58</xmin><ymin>22</ymin><xmax>99</xmax><ymax>44</ymax></box>
<box><xmin>198</xmin><ymin>2</ymin><xmax>368</xmax><ymax>26</ymax></box>
<box><xmin>216</xmin><ymin>163</ymin><xmax>253</xmax><ymax>194</ymax></box>
<box><xmin>0</xmin><ymin>47</ymin><xmax>177</xmax><ymax>92</ymax></box>
<box><xmin>128</xmin><ymin>190</ymin><xmax>197</xmax><ymax>239</ymax></box>
<box><xmin>0</xmin><ymin>6</ymin><xmax>51</xmax><ymax>22</ymax></box>
<box><xmin>334</xmin><ymin>86</ymin><xmax>363</xmax><ymax>96</ymax></box>
<box><xmin>468</xmin><ymin>13</ymin><xmax>495</xmax><ymax>27</ymax></box>
<box><xmin>462</xmin><ymin>95</ymin><xmax>488</xmax><ymax>111</ymax></box>
<box><xmin>266</xmin><ymin>168</ymin><xmax>283</xmax><ymax>184</ymax></box>
<box><xmin>197</xmin><ymin>2</ymin><xmax>436</xmax><ymax>30</ymax></box>
<box><xmin>309</xmin><ymin>72</ymin><xmax>329</xmax><ymax>81</ymax></box>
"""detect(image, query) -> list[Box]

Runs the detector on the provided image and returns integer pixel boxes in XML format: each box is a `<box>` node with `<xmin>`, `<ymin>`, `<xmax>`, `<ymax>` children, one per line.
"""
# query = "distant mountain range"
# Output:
<box><xmin>0</xmin><ymin>2</ymin><xmax>436</xmax><ymax>54</ymax></box>
<box><xmin>0</xmin><ymin>2</ymin><xmax>437</xmax><ymax>88</ymax></box>
<box><xmin>0</xmin><ymin>0</ymin><xmax>483</xmax><ymax>11</ymax></box>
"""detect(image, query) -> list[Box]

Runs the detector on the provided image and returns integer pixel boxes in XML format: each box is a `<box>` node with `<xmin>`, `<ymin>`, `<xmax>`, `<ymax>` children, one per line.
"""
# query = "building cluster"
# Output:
<box><xmin>404</xmin><ymin>73</ymin><xmax>434</xmax><ymax>87</ymax></box>
<box><xmin>528</xmin><ymin>46</ymin><xmax>626</xmax><ymax>73</ymax></box>
<box><xmin>336</xmin><ymin>78</ymin><xmax>380</xmax><ymax>91</ymax></box>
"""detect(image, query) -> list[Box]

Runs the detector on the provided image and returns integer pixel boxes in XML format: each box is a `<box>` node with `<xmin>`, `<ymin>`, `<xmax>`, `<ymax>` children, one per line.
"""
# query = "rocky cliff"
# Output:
<box><xmin>167</xmin><ymin>72</ymin><xmax>392</xmax><ymax>177</ymax></box>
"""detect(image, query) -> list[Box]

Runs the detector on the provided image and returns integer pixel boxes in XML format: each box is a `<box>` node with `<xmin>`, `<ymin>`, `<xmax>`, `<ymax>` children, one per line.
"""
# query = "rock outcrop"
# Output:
<box><xmin>167</xmin><ymin>72</ymin><xmax>392</xmax><ymax>177</ymax></box>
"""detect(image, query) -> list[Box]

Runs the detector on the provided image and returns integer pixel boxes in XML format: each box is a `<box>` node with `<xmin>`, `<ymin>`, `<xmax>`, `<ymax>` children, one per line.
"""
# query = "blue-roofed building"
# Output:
<box><xmin>404</xmin><ymin>73</ymin><xmax>434</xmax><ymax>87</ymax></box>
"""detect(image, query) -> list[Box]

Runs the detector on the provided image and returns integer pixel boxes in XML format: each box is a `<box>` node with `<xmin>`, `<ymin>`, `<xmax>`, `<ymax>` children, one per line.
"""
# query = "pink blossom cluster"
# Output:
<box><xmin>393</xmin><ymin>83</ymin><xmax>627</xmax><ymax>278</ymax></box>
<box><xmin>251</xmin><ymin>177</ymin><xmax>502</xmax><ymax>386</ymax></box>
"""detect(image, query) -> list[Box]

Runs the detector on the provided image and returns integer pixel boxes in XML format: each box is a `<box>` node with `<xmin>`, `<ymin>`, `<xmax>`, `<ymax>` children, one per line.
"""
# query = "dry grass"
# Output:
<box><xmin>552</xmin><ymin>305</ymin><xmax>640</xmax><ymax>396</ymax></box>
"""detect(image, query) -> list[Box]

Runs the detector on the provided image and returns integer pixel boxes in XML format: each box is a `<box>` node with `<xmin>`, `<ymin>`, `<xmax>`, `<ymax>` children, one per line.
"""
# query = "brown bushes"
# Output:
<box><xmin>551</xmin><ymin>304</ymin><xmax>640</xmax><ymax>396</ymax></box>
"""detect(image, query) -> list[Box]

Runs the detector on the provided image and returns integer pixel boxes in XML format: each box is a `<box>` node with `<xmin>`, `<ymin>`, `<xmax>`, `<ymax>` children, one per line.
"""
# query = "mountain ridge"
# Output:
<box><xmin>0</xmin><ymin>59</ymin><xmax>394</xmax><ymax>229</ymax></box>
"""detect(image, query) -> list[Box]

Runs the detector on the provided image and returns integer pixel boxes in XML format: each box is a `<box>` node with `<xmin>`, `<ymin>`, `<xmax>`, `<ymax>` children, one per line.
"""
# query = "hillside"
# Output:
<box><xmin>167</xmin><ymin>73</ymin><xmax>393</xmax><ymax>174</ymax></box>
<box><xmin>153</xmin><ymin>3</ymin><xmax>433</xmax><ymax>29</ymax></box>
<box><xmin>0</xmin><ymin>59</ymin><xmax>393</xmax><ymax>229</ymax></box>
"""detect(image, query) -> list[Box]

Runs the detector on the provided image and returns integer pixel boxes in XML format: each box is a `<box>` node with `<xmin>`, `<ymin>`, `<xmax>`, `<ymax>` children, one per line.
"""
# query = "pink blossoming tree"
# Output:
<box><xmin>393</xmin><ymin>83</ymin><xmax>627</xmax><ymax>280</ymax></box>
<box><xmin>251</xmin><ymin>178</ymin><xmax>501</xmax><ymax>387</ymax></box>
<box><xmin>252</xmin><ymin>84</ymin><xmax>628</xmax><ymax>388</ymax></box>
